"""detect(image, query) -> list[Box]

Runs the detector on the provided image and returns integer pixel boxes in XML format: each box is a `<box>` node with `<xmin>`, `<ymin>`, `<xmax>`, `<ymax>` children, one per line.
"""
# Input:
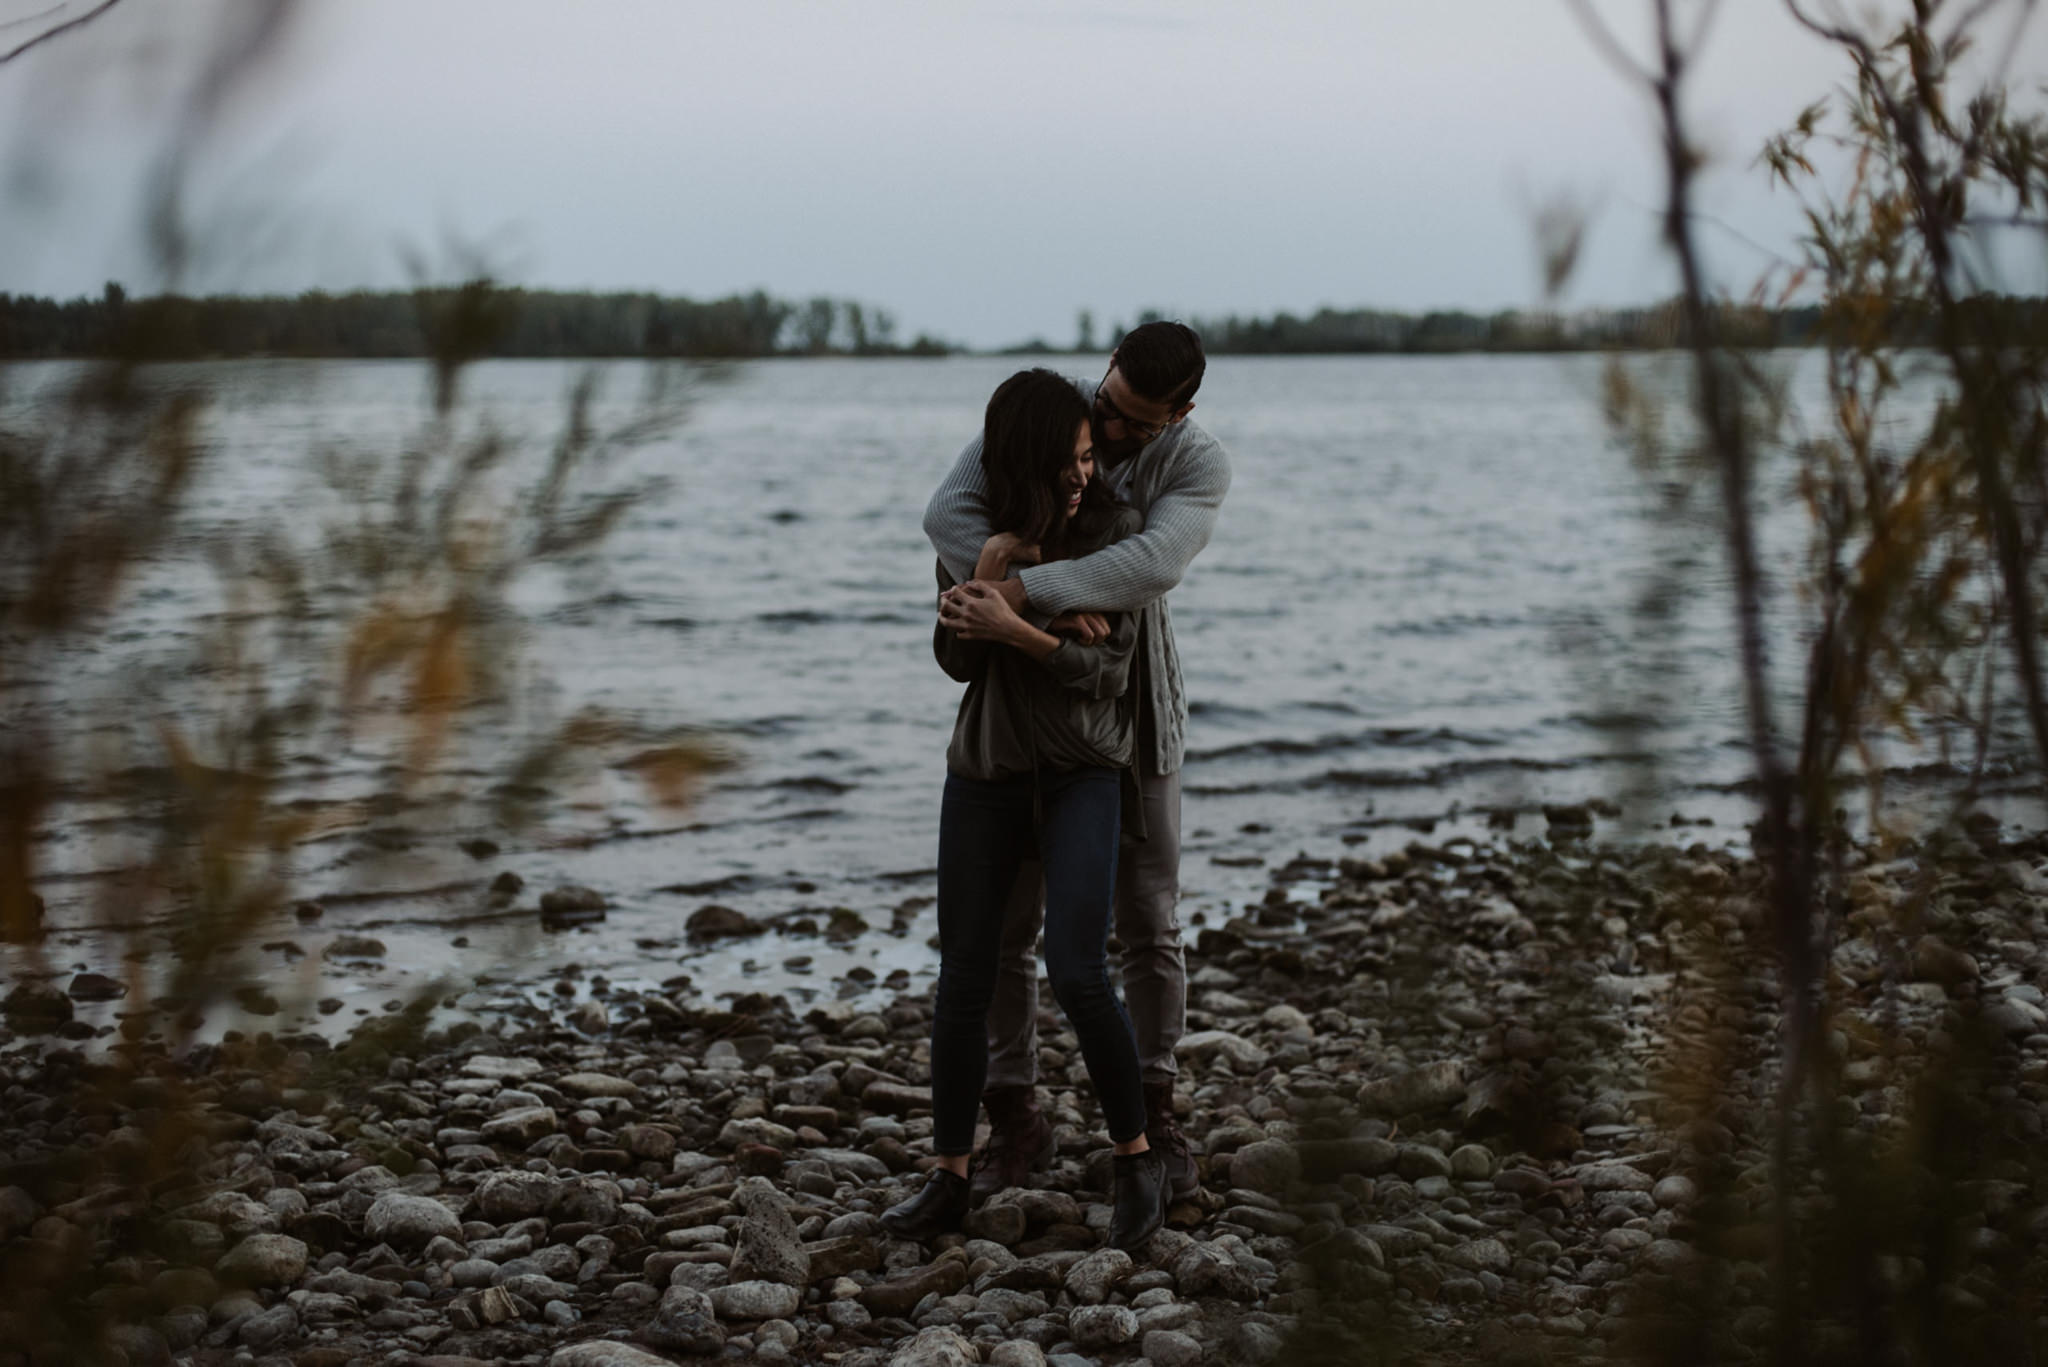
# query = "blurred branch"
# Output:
<box><xmin>1561</xmin><ymin>0</ymin><xmax>1656</xmax><ymax>86</ymax></box>
<box><xmin>0</xmin><ymin>3</ymin><xmax>67</xmax><ymax>33</ymax></box>
<box><xmin>0</xmin><ymin>0</ymin><xmax>124</xmax><ymax>66</ymax></box>
<box><xmin>1788</xmin><ymin>0</ymin><xmax>2048</xmax><ymax>783</ymax></box>
<box><xmin>1684</xmin><ymin>0</ymin><xmax>1727</xmax><ymax>58</ymax></box>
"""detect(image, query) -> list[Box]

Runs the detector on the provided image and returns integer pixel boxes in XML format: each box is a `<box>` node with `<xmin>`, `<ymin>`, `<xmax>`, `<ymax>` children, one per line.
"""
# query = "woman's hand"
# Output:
<box><xmin>974</xmin><ymin>532</ymin><xmax>1041</xmax><ymax>583</ymax></box>
<box><xmin>1046</xmin><ymin>611</ymin><xmax>1112</xmax><ymax>646</ymax></box>
<box><xmin>939</xmin><ymin>579</ymin><xmax>1026</xmax><ymax>643</ymax></box>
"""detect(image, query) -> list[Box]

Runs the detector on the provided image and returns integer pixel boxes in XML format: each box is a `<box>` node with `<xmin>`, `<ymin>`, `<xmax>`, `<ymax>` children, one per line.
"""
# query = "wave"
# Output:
<box><xmin>655</xmin><ymin>873</ymin><xmax>764</xmax><ymax>896</ymax></box>
<box><xmin>756</xmin><ymin>610</ymin><xmax>919</xmax><ymax>627</ymax></box>
<box><xmin>1185</xmin><ymin>753</ymin><xmax>1601</xmax><ymax>797</ymax></box>
<box><xmin>874</xmin><ymin>866</ymin><xmax>938</xmax><ymax>883</ymax></box>
<box><xmin>760</xmin><ymin>775</ymin><xmax>858</xmax><ymax>796</ymax></box>
<box><xmin>1378</xmin><ymin>611</ymin><xmax>1533</xmax><ymax>638</ymax></box>
<box><xmin>1185</xmin><ymin>725</ymin><xmax>1509</xmax><ymax>764</ymax></box>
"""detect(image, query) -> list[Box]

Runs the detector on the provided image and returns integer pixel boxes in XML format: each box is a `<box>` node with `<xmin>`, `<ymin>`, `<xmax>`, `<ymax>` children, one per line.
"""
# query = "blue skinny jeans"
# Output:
<box><xmin>930</xmin><ymin>766</ymin><xmax>1146</xmax><ymax>1154</ymax></box>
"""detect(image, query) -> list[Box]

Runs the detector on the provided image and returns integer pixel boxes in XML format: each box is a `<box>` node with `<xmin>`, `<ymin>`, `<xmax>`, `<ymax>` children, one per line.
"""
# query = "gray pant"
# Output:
<box><xmin>984</xmin><ymin>767</ymin><xmax>1185</xmax><ymax>1088</ymax></box>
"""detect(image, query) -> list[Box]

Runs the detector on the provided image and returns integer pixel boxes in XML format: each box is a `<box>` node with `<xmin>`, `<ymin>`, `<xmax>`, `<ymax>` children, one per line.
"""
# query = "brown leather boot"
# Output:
<box><xmin>1143</xmin><ymin>1080</ymin><xmax>1199</xmax><ymax>1200</ymax></box>
<box><xmin>970</xmin><ymin>1084</ymin><xmax>1054</xmax><ymax>1205</ymax></box>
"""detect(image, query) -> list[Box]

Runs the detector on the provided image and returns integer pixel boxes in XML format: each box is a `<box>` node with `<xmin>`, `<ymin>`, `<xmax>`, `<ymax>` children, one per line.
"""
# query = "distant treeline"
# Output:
<box><xmin>7</xmin><ymin>285</ymin><xmax>2048</xmax><ymax>360</ymax></box>
<box><xmin>1021</xmin><ymin>298</ymin><xmax>2048</xmax><ymax>354</ymax></box>
<box><xmin>0</xmin><ymin>284</ymin><xmax>950</xmax><ymax>360</ymax></box>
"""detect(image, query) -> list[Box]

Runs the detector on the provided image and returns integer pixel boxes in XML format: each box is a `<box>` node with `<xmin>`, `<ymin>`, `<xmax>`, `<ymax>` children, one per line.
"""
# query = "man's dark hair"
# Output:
<box><xmin>1115</xmin><ymin>320</ymin><xmax>1205</xmax><ymax>407</ymax></box>
<box><xmin>981</xmin><ymin>367</ymin><xmax>1108</xmax><ymax>551</ymax></box>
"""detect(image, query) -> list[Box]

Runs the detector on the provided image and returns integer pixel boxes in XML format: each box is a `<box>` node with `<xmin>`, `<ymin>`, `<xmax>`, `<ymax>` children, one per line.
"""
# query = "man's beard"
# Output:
<box><xmin>1091</xmin><ymin>422</ymin><xmax>1147</xmax><ymax>466</ymax></box>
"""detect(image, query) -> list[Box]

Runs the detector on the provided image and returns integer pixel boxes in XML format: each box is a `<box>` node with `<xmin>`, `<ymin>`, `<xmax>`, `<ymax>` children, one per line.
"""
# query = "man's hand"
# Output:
<box><xmin>1047</xmin><ymin>611</ymin><xmax>1112</xmax><ymax>646</ymax></box>
<box><xmin>939</xmin><ymin>579</ymin><xmax>1026</xmax><ymax>643</ymax></box>
<box><xmin>974</xmin><ymin>532</ymin><xmax>1041</xmax><ymax>583</ymax></box>
<box><xmin>988</xmin><ymin>576</ymin><xmax>1029</xmax><ymax>613</ymax></box>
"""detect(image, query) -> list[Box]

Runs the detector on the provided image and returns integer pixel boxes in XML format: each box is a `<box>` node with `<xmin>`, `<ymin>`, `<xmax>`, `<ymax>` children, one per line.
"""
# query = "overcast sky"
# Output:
<box><xmin>5</xmin><ymin>0</ymin><xmax>2047</xmax><ymax>347</ymax></box>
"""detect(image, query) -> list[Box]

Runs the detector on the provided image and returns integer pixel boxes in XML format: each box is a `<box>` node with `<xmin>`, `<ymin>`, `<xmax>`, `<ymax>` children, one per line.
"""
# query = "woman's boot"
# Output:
<box><xmin>879</xmin><ymin>1167</ymin><xmax>971</xmax><ymax>1241</ymax></box>
<box><xmin>1109</xmin><ymin>1147</ymin><xmax>1166</xmax><ymax>1251</ymax></box>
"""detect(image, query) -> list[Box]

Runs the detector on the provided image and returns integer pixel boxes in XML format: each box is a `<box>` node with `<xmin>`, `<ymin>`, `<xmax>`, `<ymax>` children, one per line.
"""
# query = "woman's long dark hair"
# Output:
<box><xmin>980</xmin><ymin>368</ymin><xmax>1115</xmax><ymax>558</ymax></box>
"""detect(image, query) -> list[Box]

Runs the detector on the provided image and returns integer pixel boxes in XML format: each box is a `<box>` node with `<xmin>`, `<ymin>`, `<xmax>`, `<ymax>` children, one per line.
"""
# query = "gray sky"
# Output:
<box><xmin>5</xmin><ymin>0</ymin><xmax>2047</xmax><ymax>347</ymax></box>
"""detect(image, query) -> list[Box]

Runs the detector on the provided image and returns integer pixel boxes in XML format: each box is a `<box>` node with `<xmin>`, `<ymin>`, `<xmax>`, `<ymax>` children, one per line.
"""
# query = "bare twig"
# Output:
<box><xmin>1788</xmin><ymin>0</ymin><xmax>2048</xmax><ymax>784</ymax></box>
<box><xmin>1561</xmin><ymin>0</ymin><xmax>1657</xmax><ymax>86</ymax></box>
<box><xmin>0</xmin><ymin>0</ymin><xmax>123</xmax><ymax>67</ymax></box>
<box><xmin>0</xmin><ymin>4</ymin><xmax>68</xmax><ymax>35</ymax></box>
<box><xmin>1683</xmin><ymin>0</ymin><xmax>1727</xmax><ymax>61</ymax></box>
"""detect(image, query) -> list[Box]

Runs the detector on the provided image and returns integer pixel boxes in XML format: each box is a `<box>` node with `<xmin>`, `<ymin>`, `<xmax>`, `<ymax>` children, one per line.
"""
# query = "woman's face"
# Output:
<box><xmin>1060</xmin><ymin>418</ymin><xmax>1095</xmax><ymax>519</ymax></box>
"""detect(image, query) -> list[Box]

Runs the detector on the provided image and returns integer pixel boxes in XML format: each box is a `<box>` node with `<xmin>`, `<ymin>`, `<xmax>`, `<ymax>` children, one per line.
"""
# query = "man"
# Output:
<box><xmin>923</xmin><ymin>320</ymin><xmax>1230</xmax><ymax>1202</ymax></box>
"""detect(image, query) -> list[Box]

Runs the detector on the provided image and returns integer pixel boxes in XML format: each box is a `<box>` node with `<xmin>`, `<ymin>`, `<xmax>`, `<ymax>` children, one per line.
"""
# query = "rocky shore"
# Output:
<box><xmin>5</xmin><ymin>810</ymin><xmax>2048</xmax><ymax>1367</ymax></box>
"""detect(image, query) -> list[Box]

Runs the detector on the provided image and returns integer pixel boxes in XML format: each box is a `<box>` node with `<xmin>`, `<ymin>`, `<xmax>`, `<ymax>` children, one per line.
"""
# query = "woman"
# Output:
<box><xmin>880</xmin><ymin>368</ymin><xmax>1166</xmax><ymax>1251</ymax></box>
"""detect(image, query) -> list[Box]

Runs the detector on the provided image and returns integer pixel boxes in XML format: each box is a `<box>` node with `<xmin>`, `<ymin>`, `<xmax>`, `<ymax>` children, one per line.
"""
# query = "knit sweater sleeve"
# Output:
<box><xmin>922</xmin><ymin>435</ymin><xmax>994</xmax><ymax>586</ymax></box>
<box><xmin>1015</xmin><ymin>436</ymin><xmax>1231</xmax><ymax>615</ymax></box>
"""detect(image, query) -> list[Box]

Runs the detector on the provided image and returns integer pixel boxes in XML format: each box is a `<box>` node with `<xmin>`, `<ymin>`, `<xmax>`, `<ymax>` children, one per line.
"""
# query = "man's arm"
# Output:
<box><xmin>1015</xmin><ymin>439</ymin><xmax>1232</xmax><ymax>615</ymax></box>
<box><xmin>939</xmin><ymin>585</ymin><xmax>1138</xmax><ymax>701</ymax></box>
<box><xmin>923</xmin><ymin>435</ymin><xmax>995</xmax><ymax>586</ymax></box>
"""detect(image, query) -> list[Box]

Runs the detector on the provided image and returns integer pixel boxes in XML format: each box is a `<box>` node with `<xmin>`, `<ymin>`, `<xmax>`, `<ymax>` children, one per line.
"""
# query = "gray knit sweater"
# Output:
<box><xmin>922</xmin><ymin>378</ymin><xmax>1232</xmax><ymax>776</ymax></box>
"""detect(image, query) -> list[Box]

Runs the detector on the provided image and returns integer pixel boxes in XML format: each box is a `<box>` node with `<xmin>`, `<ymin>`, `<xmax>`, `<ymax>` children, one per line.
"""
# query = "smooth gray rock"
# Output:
<box><xmin>475</xmin><ymin>1170</ymin><xmax>557</xmax><ymax>1223</ymax></box>
<box><xmin>558</xmin><ymin>1071</ymin><xmax>640</xmax><ymax>1100</ymax></box>
<box><xmin>728</xmin><ymin>1176</ymin><xmax>810</xmax><ymax>1287</ymax></box>
<box><xmin>1144</xmin><ymin>1329</ymin><xmax>1204</xmax><ymax>1367</ymax></box>
<box><xmin>215</xmin><ymin>1234</ymin><xmax>308</xmax><ymax>1288</ymax></box>
<box><xmin>550</xmin><ymin>1344</ymin><xmax>678</xmax><ymax>1367</ymax></box>
<box><xmin>450</xmin><ymin>1258</ymin><xmax>498</xmax><ymax>1288</ymax></box>
<box><xmin>888</xmin><ymin>1326</ymin><xmax>978</xmax><ymax>1367</ymax></box>
<box><xmin>987</xmin><ymin>1342</ymin><xmax>1048</xmax><ymax>1367</ymax></box>
<box><xmin>1064</xmin><ymin>1246</ymin><xmax>1134</xmax><ymax>1304</ymax></box>
<box><xmin>1396</xmin><ymin>1143</ymin><xmax>1453</xmax><ymax>1181</ymax></box>
<box><xmin>548</xmin><ymin>1175</ymin><xmax>623</xmax><ymax>1226</ymax></box>
<box><xmin>975</xmin><ymin>1287</ymin><xmax>1050</xmax><ymax>1325</ymax></box>
<box><xmin>1175</xmin><ymin>1029</ymin><xmax>1269</xmax><ymax>1072</ymax></box>
<box><xmin>710</xmin><ymin>1279</ymin><xmax>802</xmax><ymax>1320</ymax></box>
<box><xmin>482</xmin><ymin>1105</ymin><xmax>558</xmax><ymax>1144</ymax></box>
<box><xmin>464</xmin><ymin>1054</ymin><xmax>544</xmax><ymax>1082</ymax></box>
<box><xmin>237</xmin><ymin>1304</ymin><xmax>297</xmax><ymax>1349</ymax></box>
<box><xmin>1230</xmin><ymin>1139</ymin><xmax>1300</xmax><ymax>1194</ymax></box>
<box><xmin>1643</xmin><ymin>1238</ymin><xmax>1698</xmax><ymax>1274</ymax></box>
<box><xmin>1068</xmin><ymin>1303</ymin><xmax>1139</xmax><ymax>1348</ymax></box>
<box><xmin>1449</xmin><ymin>1143</ymin><xmax>1496</xmax><ymax>1180</ymax></box>
<box><xmin>364</xmin><ymin>1192</ymin><xmax>461</xmax><ymax>1248</ymax></box>
<box><xmin>642</xmin><ymin>1284</ymin><xmax>724</xmax><ymax>1354</ymax></box>
<box><xmin>1445</xmin><ymin>1237</ymin><xmax>1511</xmax><ymax>1273</ymax></box>
<box><xmin>1172</xmin><ymin>1242</ymin><xmax>1258</xmax><ymax>1300</ymax></box>
<box><xmin>669</xmin><ymin>1261</ymin><xmax>730</xmax><ymax>1292</ymax></box>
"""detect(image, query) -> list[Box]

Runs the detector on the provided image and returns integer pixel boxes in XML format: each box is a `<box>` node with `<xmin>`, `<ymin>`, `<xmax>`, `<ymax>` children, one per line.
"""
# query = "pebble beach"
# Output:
<box><xmin>6</xmin><ymin>806</ymin><xmax>2048</xmax><ymax>1367</ymax></box>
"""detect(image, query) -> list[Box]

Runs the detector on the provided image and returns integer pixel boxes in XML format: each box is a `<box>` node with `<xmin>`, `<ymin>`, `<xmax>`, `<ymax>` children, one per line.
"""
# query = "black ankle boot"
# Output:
<box><xmin>880</xmin><ymin>1167</ymin><xmax>971</xmax><ymax>1241</ymax></box>
<box><xmin>1109</xmin><ymin>1148</ymin><xmax>1166</xmax><ymax>1251</ymax></box>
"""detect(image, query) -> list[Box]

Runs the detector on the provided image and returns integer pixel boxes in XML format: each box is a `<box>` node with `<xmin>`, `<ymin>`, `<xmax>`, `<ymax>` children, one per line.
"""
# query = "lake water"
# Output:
<box><xmin>6</xmin><ymin>353</ymin><xmax>2035</xmax><ymax>1033</ymax></box>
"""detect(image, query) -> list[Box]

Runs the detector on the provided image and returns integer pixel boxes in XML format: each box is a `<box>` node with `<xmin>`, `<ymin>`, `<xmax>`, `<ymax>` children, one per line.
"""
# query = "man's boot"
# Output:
<box><xmin>970</xmin><ymin>1084</ymin><xmax>1053</xmax><ymax>1205</ymax></box>
<box><xmin>879</xmin><ymin>1167</ymin><xmax>970</xmax><ymax>1241</ymax></box>
<box><xmin>1143</xmin><ymin>1080</ymin><xmax>1199</xmax><ymax>1200</ymax></box>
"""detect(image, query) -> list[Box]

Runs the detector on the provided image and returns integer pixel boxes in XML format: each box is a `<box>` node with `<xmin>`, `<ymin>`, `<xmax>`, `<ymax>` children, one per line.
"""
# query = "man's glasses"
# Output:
<box><xmin>1093</xmin><ymin>373</ymin><xmax>1167</xmax><ymax>442</ymax></box>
